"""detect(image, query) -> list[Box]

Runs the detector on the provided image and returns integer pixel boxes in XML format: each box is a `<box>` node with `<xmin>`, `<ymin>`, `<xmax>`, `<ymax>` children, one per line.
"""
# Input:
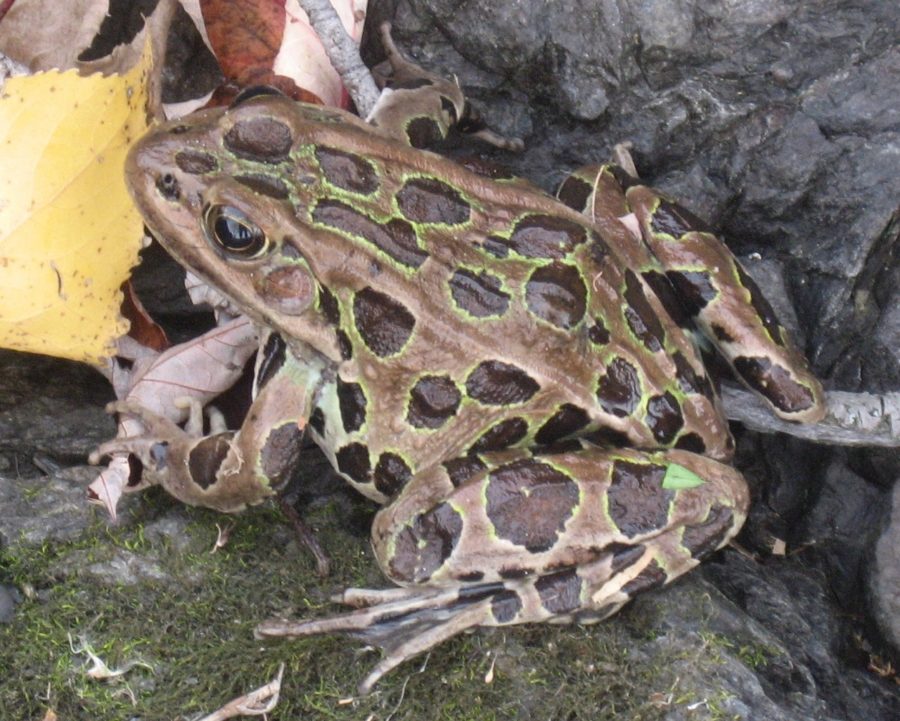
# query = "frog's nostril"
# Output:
<box><xmin>156</xmin><ymin>172</ymin><xmax>181</xmax><ymax>201</ymax></box>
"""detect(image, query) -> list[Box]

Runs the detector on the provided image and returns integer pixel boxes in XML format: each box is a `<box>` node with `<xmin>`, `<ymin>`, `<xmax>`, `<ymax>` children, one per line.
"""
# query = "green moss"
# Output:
<box><xmin>0</xmin><ymin>491</ymin><xmax>746</xmax><ymax>721</ymax></box>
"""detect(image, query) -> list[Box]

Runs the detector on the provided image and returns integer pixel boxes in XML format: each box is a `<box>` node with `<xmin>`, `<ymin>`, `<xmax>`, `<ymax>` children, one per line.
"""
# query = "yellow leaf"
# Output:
<box><xmin>0</xmin><ymin>37</ymin><xmax>153</xmax><ymax>364</ymax></box>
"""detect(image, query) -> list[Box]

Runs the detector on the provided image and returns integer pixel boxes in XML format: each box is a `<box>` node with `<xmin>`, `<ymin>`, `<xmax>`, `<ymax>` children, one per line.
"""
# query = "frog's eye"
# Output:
<box><xmin>203</xmin><ymin>205</ymin><xmax>269</xmax><ymax>258</ymax></box>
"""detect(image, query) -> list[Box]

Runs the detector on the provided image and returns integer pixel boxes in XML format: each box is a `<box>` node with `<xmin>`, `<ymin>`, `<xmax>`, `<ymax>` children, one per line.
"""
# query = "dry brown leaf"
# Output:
<box><xmin>181</xmin><ymin>0</ymin><xmax>367</xmax><ymax>106</ymax></box>
<box><xmin>0</xmin><ymin>0</ymin><xmax>111</xmax><ymax>71</ymax></box>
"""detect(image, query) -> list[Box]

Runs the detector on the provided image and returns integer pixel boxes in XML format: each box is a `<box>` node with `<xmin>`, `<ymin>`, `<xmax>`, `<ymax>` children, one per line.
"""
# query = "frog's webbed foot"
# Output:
<box><xmin>256</xmin><ymin>584</ymin><xmax>498</xmax><ymax>694</ymax></box>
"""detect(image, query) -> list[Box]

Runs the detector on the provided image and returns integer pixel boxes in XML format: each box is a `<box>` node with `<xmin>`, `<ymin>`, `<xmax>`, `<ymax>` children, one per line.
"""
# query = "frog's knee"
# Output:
<box><xmin>372</xmin><ymin>501</ymin><xmax>463</xmax><ymax>586</ymax></box>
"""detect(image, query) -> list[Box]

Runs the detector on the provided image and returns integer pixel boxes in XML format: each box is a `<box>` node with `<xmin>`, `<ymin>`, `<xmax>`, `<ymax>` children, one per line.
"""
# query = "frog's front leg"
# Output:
<box><xmin>367</xmin><ymin>22</ymin><xmax>523</xmax><ymax>151</ymax></box>
<box><xmin>92</xmin><ymin>337</ymin><xmax>318</xmax><ymax>513</ymax></box>
<box><xmin>257</xmin><ymin>447</ymin><xmax>748</xmax><ymax>693</ymax></box>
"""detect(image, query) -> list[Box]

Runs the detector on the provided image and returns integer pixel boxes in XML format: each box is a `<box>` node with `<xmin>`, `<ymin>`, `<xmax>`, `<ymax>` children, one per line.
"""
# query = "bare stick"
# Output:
<box><xmin>296</xmin><ymin>0</ymin><xmax>380</xmax><ymax>114</ymax></box>
<box><xmin>722</xmin><ymin>386</ymin><xmax>900</xmax><ymax>447</ymax></box>
<box><xmin>197</xmin><ymin>664</ymin><xmax>284</xmax><ymax>721</ymax></box>
<box><xmin>278</xmin><ymin>496</ymin><xmax>331</xmax><ymax>577</ymax></box>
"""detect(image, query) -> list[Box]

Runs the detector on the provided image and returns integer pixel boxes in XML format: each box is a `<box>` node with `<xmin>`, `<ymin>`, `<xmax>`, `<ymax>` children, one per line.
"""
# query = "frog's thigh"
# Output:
<box><xmin>372</xmin><ymin>448</ymin><xmax>748</xmax><ymax>625</ymax></box>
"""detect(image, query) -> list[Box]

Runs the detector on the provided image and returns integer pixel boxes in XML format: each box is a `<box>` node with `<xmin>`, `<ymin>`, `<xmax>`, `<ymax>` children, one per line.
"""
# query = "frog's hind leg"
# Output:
<box><xmin>558</xmin><ymin>160</ymin><xmax>825</xmax><ymax>422</ymax></box>
<box><xmin>257</xmin><ymin>447</ymin><xmax>748</xmax><ymax>692</ymax></box>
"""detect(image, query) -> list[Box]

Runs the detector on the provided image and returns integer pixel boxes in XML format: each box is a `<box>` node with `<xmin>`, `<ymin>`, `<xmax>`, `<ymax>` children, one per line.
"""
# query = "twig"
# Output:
<box><xmin>721</xmin><ymin>386</ymin><xmax>900</xmax><ymax>447</ymax></box>
<box><xmin>295</xmin><ymin>0</ymin><xmax>380</xmax><ymax>114</ymax></box>
<box><xmin>197</xmin><ymin>664</ymin><xmax>285</xmax><ymax>721</ymax></box>
<box><xmin>278</xmin><ymin>496</ymin><xmax>331</xmax><ymax>577</ymax></box>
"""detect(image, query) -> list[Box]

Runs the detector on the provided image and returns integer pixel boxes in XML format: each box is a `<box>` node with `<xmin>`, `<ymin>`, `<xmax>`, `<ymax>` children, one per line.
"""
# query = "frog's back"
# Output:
<box><xmin>262</xmin><ymin>102</ymin><xmax>735</xmax><ymax>498</ymax></box>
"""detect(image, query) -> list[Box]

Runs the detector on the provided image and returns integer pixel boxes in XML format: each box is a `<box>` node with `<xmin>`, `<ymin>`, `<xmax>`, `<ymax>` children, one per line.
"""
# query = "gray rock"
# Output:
<box><xmin>51</xmin><ymin>547</ymin><xmax>171</xmax><ymax>587</ymax></box>
<box><xmin>869</xmin><ymin>480</ymin><xmax>900</xmax><ymax>651</ymax></box>
<box><xmin>0</xmin><ymin>584</ymin><xmax>21</xmax><ymax>624</ymax></box>
<box><xmin>0</xmin><ymin>350</ymin><xmax>114</xmax><ymax>471</ymax></box>
<box><xmin>0</xmin><ymin>466</ymin><xmax>127</xmax><ymax>549</ymax></box>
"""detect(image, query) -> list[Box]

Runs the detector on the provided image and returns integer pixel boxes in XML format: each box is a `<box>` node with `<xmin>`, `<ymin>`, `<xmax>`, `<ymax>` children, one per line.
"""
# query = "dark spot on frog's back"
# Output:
<box><xmin>235</xmin><ymin>174</ymin><xmax>290</xmax><ymax>199</ymax></box>
<box><xmin>671</xmin><ymin>351</ymin><xmax>714</xmax><ymax>400</ymax></box>
<box><xmin>623</xmin><ymin>270</ymin><xmax>666</xmax><ymax>352</ymax></box>
<box><xmin>536</xmin><ymin>568</ymin><xmax>582</xmax><ymax>613</ymax></box>
<box><xmin>485</xmin><ymin>458</ymin><xmax>579</xmax><ymax>553</ymax></box>
<box><xmin>466</xmin><ymin>360</ymin><xmax>539</xmax><ymax>405</ymax></box>
<box><xmin>556</xmin><ymin>175</ymin><xmax>593</xmax><ymax>212</ymax></box>
<box><xmin>645</xmin><ymin>392</ymin><xmax>684</xmax><ymax>444</ymax></box>
<box><xmin>641</xmin><ymin>270</ymin><xmax>691</xmax><ymax>328</ymax></box>
<box><xmin>443</xmin><ymin>456</ymin><xmax>487</xmax><ymax>487</ymax></box>
<box><xmin>318</xmin><ymin>286</ymin><xmax>340</xmax><ymax>325</ymax></box>
<box><xmin>469</xmin><ymin>417</ymin><xmax>529</xmax><ymax>453</ymax></box>
<box><xmin>683</xmin><ymin>505</ymin><xmax>735</xmax><ymax>559</ymax></box>
<box><xmin>621</xmin><ymin>558</ymin><xmax>666</xmax><ymax>595</ymax></box>
<box><xmin>588</xmin><ymin>318</ymin><xmax>611</xmax><ymax>345</ymax></box>
<box><xmin>712</xmin><ymin>324</ymin><xmax>735</xmax><ymax>342</ymax></box>
<box><xmin>674</xmin><ymin>432</ymin><xmax>706</xmax><ymax>453</ymax></box>
<box><xmin>314</xmin><ymin>146</ymin><xmax>379</xmax><ymax>195</ymax></box>
<box><xmin>449</xmin><ymin>268</ymin><xmax>510</xmax><ymax>318</ymax></box>
<box><xmin>407</xmin><ymin>375</ymin><xmax>462</xmax><ymax>429</ymax></box>
<box><xmin>457</xmin><ymin>156</ymin><xmax>515</xmax><ymax>180</ymax></box>
<box><xmin>649</xmin><ymin>197</ymin><xmax>713</xmax><ymax>237</ymax></box>
<box><xmin>609</xmin><ymin>543</ymin><xmax>645</xmax><ymax>573</ymax></box>
<box><xmin>389</xmin><ymin>502</ymin><xmax>463</xmax><ymax>583</ymax></box>
<box><xmin>535</xmin><ymin>404</ymin><xmax>590</xmax><ymax>445</ymax></box>
<box><xmin>608</xmin><ymin>460</ymin><xmax>673</xmax><ymax>538</ymax></box>
<box><xmin>396</xmin><ymin>177</ymin><xmax>471</xmax><ymax>225</ymax></box>
<box><xmin>256</xmin><ymin>332</ymin><xmax>287</xmax><ymax>389</ymax></box>
<box><xmin>260</xmin><ymin>422</ymin><xmax>305</xmax><ymax>490</ymax></box>
<box><xmin>313</xmin><ymin>199</ymin><xmax>428</xmax><ymax>269</ymax></box>
<box><xmin>733</xmin><ymin>356</ymin><xmax>817</xmax><ymax>414</ymax></box>
<box><xmin>175</xmin><ymin>150</ymin><xmax>218</xmax><ymax>174</ymax></box>
<box><xmin>374</xmin><ymin>452</ymin><xmax>412</xmax><ymax>496</ymax></box>
<box><xmin>596</xmin><ymin>357</ymin><xmax>642</xmax><ymax>417</ymax></box>
<box><xmin>525</xmin><ymin>262</ymin><xmax>587</xmax><ymax>329</ymax></box>
<box><xmin>405</xmin><ymin>116</ymin><xmax>444</xmax><ymax>148</ymax></box>
<box><xmin>309</xmin><ymin>407</ymin><xmax>326</xmax><ymax>435</ymax></box>
<box><xmin>353</xmin><ymin>287</ymin><xmax>416</xmax><ymax>357</ymax></box>
<box><xmin>336</xmin><ymin>442</ymin><xmax>371</xmax><ymax>484</ymax></box>
<box><xmin>734</xmin><ymin>263</ymin><xmax>785</xmax><ymax>346</ymax></box>
<box><xmin>224</xmin><ymin>116</ymin><xmax>293</xmax><ymax>163</ymax></box>
<box><xmin>506</xmin><ymin>214</ymin><xmax>588</xmax><ymax>259</ymax></box>
<box><xmin>491</xmin><ymin>589</ymin><xmax>523</xmax><ymax>624</ymax></box>
<box><xmin>187</xmin><ymin>432</ymin><xmax>234</xmax><ymax>489</ymax></box>
<box><xmin>665</xmin><ymin>269</ymin><xmax>717</xmax><ymax>317</ymax></box>
<box><xmin>337</xmin><ymin>377</ymin><xmax>367</xmax><ymax>433</ymax></box>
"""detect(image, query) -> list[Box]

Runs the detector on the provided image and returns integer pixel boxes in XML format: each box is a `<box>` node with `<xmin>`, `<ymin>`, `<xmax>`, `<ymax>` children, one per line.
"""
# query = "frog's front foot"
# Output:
<box><xmin>256</xmin><ymin>584</ymin><xmax>504</xmax><ymax>694</ymax></box>
<box><xmin>91</xmin><ymin>399</ymin><xmax>267</xmax><ymax>512</ymax></box>
<box><xmin>90</xmin><ymin>399</ymin><xmax>220</xmax><ymax>483</ymax></box>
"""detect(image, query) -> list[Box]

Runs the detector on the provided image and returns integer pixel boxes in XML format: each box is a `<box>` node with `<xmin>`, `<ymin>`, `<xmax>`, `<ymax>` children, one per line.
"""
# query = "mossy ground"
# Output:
<box><xmin>1</xmin><ymin>485</ymin><xmax>738</xmax><ymax>721</ymax></box>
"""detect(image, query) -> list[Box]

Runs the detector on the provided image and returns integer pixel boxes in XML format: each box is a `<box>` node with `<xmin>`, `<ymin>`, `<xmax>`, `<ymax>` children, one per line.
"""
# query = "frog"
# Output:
<box><xmin>95</xmin><ymin>23</ymin><xmax>825</xmax><ymax>692</ymax></box>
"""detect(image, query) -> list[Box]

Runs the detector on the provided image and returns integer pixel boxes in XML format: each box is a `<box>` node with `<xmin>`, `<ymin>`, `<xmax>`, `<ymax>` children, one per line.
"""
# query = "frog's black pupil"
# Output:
<box><xmin>216</xmin><ymin>216</ymin><xmax>254</xmax><ymax>249</ymax></box>
<box><xmin>205</xmin><ymin>205</ymin><xmax>266</xmax><ymax>256</ymax></box>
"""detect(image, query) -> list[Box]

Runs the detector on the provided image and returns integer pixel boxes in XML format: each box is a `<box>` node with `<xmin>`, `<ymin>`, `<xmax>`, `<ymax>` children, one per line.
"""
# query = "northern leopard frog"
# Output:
<box><xmin>101</xmin><ymin>24</ymin><xmax>825</xmax><ymax>692</ymax></box>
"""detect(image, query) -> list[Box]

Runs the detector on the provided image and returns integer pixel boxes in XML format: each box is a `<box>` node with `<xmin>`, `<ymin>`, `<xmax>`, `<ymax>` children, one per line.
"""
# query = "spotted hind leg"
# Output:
<box><xmin>558</xmin><ymin>161</ymin><xmax>825</xmax><ymax>422</ymax></box>
<box><xmin>256</xmin><ymin>446</ymin><xmax>748</xmax><ymax>692</ymax></box>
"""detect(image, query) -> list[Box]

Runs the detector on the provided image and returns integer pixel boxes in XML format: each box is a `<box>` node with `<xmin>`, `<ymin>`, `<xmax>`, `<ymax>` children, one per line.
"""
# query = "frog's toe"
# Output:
<box><xmin>256</xmin><ymin>585</ymin><xmax>500</xmax><ymax>693</ymax></box>
<box><xmin>90</xmin><ymin>435</ymin><xmax>166</xmax><ymax>467</ymax></box>
<box><xmin>105</xmin><ymin>400</ymin><xmax>185</xmax><ymax>437</ymax></box>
